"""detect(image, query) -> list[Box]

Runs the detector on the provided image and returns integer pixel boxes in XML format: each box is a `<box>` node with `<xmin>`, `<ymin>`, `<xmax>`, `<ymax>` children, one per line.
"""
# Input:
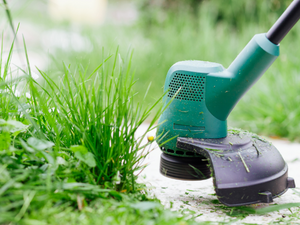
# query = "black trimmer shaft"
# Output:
<box><xmin>266</xmin><ymin>0</ymin><xmax>300</xmax><ymax>44</ymax></box>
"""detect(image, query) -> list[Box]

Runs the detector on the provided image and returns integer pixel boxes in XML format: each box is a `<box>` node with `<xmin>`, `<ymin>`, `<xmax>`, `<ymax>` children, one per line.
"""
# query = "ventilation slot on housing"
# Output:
<box><xmin>168</xmin><ymin>73</ymin><xmax>205</xmax><ymax>101</ymax></box>
<box><xmin>167</xmin><ymin>149</ymin><xmax>174</xmax><ymax>153</ymax></box>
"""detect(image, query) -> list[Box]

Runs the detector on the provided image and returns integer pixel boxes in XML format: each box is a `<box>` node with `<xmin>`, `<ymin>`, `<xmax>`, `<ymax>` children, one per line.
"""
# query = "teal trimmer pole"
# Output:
<box><xmin>156</xmin><ymin>0</ymin><xmax>300</xmax><ymax>206</ymax></box>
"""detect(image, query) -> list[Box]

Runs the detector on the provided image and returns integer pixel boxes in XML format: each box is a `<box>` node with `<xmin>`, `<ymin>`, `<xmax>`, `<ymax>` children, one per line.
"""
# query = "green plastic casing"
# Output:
<box><xmin>157</xmin><ymin>33</ymin><xmax>280</xmax><ymax>157</ymax></box>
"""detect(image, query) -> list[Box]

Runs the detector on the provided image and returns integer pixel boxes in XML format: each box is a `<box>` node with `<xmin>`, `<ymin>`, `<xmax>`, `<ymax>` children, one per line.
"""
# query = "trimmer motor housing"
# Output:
<box><xmin>157</xmin><ymin>34</ymin><xmax>279</xmax><ymax>156</ymax></box>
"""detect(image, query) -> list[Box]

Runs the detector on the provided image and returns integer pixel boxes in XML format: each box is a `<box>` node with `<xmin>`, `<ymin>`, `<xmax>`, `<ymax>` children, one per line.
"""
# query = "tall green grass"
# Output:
<box><xmin>0</xmin><ymin>22</ymin><xmax>201</xmax><ymax>224</ymax></box>
<box><xmin>0</xmin><ymin>4</ymin><xmax>201</xmax><ymax>223</ymax></box>
<box><xmin>23</xmin><ymin>46</ymin><xmax>165</xmax><ymax>191</ymax></box>
<box><xmin>1</xmin><ymin>13</ymin><xmax>164</xmax><ymax>191</ymax></box>
<box><xmin>0</xmin><ymin>30</ymin><xmax>198</xmax><ymax>224</ymax></box>
<box><xmin>0</xmin><ymin>117</ymin><xmax>200</xmax><ymax>225</ymax></box>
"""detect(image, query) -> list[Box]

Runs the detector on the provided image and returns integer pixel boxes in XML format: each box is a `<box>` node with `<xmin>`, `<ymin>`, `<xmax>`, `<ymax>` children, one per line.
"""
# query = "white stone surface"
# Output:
<box><xmin>137</xmin><ymin>124</ymin><xmax>300</xmax><ymax>224</ymax></box>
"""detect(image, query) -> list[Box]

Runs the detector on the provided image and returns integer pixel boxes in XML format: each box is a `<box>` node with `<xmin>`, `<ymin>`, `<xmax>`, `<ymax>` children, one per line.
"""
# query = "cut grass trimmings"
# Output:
<box><xmin>228</xmin><ymin>127</ymin><xmax>270</xmax><ymax>144</ymax></box>
<box><xmin>238</xmin><ymin>152</ymin><xmax>250</xmax><ymax>173</ymax></box>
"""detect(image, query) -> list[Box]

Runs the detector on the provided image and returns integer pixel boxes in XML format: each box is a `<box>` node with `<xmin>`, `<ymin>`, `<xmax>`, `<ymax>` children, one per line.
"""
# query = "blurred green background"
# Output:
<box><xmin>2</xmin><ymin>0</ymin><xmax>300</xmax><ymax>140</ymax></box>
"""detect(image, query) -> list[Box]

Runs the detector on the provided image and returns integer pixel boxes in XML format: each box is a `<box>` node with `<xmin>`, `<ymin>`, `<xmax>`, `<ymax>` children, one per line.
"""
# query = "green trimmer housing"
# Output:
<box><xmin>156</xmin><ymin>0</ymin><xmax>300</xmax><ymax>206</ymax></box>
<box><xmin>157</xmin><ymin>33</ymin><xmax>278</xmax><ymax>153</ymax></box>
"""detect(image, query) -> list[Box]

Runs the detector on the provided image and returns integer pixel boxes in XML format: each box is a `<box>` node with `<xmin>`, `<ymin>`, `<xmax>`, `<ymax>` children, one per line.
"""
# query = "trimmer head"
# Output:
<box><xmin>175</xmin><ymin>131</ymin><xmax>295</xmax><ymax>206</ymax></box>
<box><xmin>160</xmin><ymin>153</ymin><xmax>211</xmax><ymax>180</ymax></box>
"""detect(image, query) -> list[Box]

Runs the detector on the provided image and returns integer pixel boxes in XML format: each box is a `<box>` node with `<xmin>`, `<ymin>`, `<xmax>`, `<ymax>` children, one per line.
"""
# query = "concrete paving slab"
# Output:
<box><xmin>137</xmin><ymin>124</ymin><xmax>300</xmax><ymax>224</ymax></box>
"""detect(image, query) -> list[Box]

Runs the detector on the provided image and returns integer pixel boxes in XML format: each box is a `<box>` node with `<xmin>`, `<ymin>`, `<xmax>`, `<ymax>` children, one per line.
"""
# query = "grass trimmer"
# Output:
<box><xmin>156</xmin><ymin>0</ymin><xmax>300</xmax><ymax>206</ymax></box>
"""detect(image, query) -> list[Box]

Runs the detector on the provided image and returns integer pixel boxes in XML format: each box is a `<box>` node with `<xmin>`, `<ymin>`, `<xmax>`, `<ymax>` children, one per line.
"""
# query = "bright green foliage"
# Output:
<box><xmin>0</xmin><ymin>23</ymin><xmax>191</xmax><ymax>222</ymax></box>
<box><xmin>27</xmin><ymin>137</ymin><xmax>54</xmax><ymax>150</ymax></box>
<box><xmin>70</xmin><ymin>145</ymin><xmax>96</xmax><ymax>168</ymax></box>
<box><xmin>0</xmin><ymin>31</ymin><xmax>16</xmax><ymax>120</ymax></box>
<box><xmin>0</xmin><ymin>119</ymin><xmax>30</xmax><ymax>137</ymax></box>
<box><xmin>23</xmin><ymin>48</ymin><xmax>164</xmax><ymax>191</ymax></box>
<box><xmin>1</xmin><ymin>25</ymin><xmax>164</xmax><ymax>191</ymax></box>
<box><xmin>0</xmin><ymin>120</ymin><xmax>200</xmax><ymax>225</ymax></box>
<box><xmin>0</xmin><ymin>131</ymin><xmax>10</xmax><ymax>150</ymax></box>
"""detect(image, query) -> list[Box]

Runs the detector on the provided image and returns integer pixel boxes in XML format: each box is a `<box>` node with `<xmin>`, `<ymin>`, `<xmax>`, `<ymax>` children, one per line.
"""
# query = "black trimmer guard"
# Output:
<box><xmin>175</xmin><ymin>133</ymin><xmax>296</xmax><ymax>206</ymax></box>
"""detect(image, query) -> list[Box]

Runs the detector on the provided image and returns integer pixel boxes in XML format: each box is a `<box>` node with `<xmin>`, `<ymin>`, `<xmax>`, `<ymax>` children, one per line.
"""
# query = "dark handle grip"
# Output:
<box><xmin>266</xmin><ymin>0</ymin><xmax>300</xmax><ymax>44</ymax></box>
